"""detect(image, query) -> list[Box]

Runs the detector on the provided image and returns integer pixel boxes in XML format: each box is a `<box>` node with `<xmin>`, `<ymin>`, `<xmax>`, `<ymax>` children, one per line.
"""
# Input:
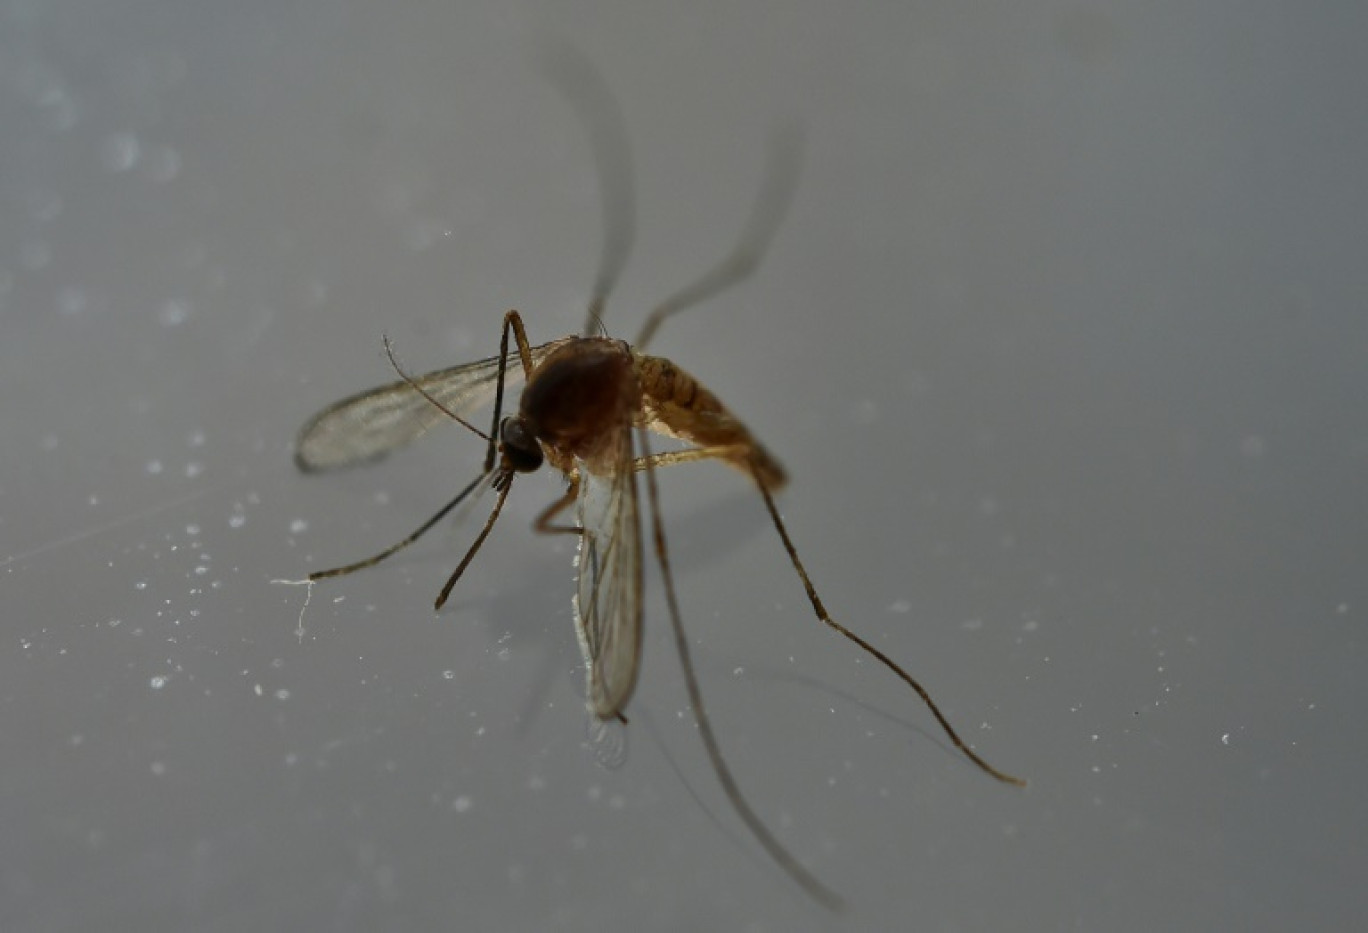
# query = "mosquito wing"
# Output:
<box><xmin>295</xmin><ymin>337</ymin><xmax>574</xmax><ymax>473</ymax></box>
<box><xmin>572</xmin><ymin>426</ymin><xmax>644</xmax><ymax>720</ymax></box>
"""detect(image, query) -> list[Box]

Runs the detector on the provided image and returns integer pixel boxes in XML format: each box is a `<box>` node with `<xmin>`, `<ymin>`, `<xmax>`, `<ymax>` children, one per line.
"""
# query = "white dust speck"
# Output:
<box><xmin>149</xmin><ymin>675</ymin><xmax>168</xmax><ymax>690</ymax></box>
<box><xmin>289</xmin><ymin>519</ymin><xmax>308</xmax><ymax>535</ymax></box>
<box><xmin>158</xmin><ymin>299</ymin><xmax>192</xmax><ymax>326</ymax></box>
<box><xmin>145</xmin><ymin>460</ymin><xmax>163</xmax><ymax>475</ymax></box>
<box><xmin>150</xmin><ymin>761</ymin><xmax>167</xmax><ymax>776</ymax></box>
<box><xmin>850</xmin><ymin>398</ymin><xmax>878</xmax><ymax>424</ymax></box>
<box><xmin>453</xmin><ymin>795</ymin><xmax>473</xmax><ymax>813</ymax></box>
<box><xmin>888</xmin><ymin>599</ymin><xmax>912</xmax><ymax>614</ymax></box>
<box><xmin>405</xmin><ymin>220</ymin><xmax>450</xmax><ymax>251</ymax></box>
<box><xmin>37</xmin><ymin>87</ymin><xmax>79</xmax><ymax>131</ymax></box>
<box><xmin>56</xmin><ymin>286</ymin><xmax>88</xmax><ymax>316</ymax></box>
<box><xmin>228</xmin><ymin>514</ymin><xmax>246</xmax><ymax>529</ymax></box>
<box><xmin>100</xmin><ymin>132</ymin><xmax>141</xmax><ymax>172</ymax></box>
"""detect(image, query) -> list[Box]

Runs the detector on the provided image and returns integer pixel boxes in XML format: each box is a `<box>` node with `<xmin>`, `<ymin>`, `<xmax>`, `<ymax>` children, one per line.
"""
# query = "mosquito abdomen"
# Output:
<box><xmin>635</xmin><ymin>353</ymin><xmax>788</xmax><ymax>491</ymax></box>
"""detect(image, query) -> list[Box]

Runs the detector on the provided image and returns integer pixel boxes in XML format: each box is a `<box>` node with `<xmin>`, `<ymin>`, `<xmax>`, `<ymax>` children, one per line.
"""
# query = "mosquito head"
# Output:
<box><xmin>499</xmin><ymin>416</ymin><xmax>544</xmax><ymax>473</ymax></box>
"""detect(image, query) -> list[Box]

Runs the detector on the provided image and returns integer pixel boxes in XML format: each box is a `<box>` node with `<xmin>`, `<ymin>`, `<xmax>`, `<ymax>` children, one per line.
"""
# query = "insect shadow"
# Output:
<box><xmin>293</xmin><ymin>44</ymin><xmax>1024</xmax><ymax>911</ymax></box>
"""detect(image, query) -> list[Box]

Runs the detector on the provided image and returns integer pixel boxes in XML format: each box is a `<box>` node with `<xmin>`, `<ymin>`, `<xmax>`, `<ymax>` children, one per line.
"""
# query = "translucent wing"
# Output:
<box><xmin>295</xmin><ymin>337</ymin><xmax>574</xmax><ymax>472</ymax></box>
<box><xmin>572</xmin><ymin>425</ymin><xmax>644</xmax><ymax>719</ymax></box>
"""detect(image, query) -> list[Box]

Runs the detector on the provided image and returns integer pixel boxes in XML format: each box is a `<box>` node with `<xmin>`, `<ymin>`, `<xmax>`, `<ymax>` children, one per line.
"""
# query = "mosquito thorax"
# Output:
<box><xmin>517</xmin><ymin>338</ymin><xmax>634</xmax><ymax>457</ymax></box>
<box><xmin>499</xmin><ymin>416</ymin><xmax>544</xmax><ymax>473</ymax></box>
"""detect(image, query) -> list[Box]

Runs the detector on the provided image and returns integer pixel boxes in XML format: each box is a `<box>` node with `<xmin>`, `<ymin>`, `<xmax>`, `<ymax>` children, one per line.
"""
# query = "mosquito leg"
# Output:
<box><xmin>637</xmin><ymin>426</ymin><xmax>845</xmax><ymax>911</ymax></box>
<box><xmin>630</xmin><ymin>443</ymin><xmax>785</xmax><ymax>491</ymax></box>
<box><xmin>536</xmin><ymin>40</ymin><xmax>635</xmax><ymax>336</ymax></box>
<box><xmin>634</xmin><ymin>124</ymin><xmax>803</xmax><ymax>351</ymax></box>
<box><xmin>502</xmin><ymin>309</ymin><xmax>538</xmax><ymax>377</ymax></box>
<box><xmin>748</xmin><ymin>462</ymin><xmax>1026</xmax><ymax>787</ymax></box>
<box><xmin>309</xmin><ymin>470</ymin><xmax>492</xmax><ymax>582</ymax></box>
<box><xmin>629</xmin><ymin>444</ymin><xmax>751</xmax><ymax>473</ymax></box>
<box><xmin>532</xmin><ymin>472</ymin><xmax>583</xmax><ymax>536</ymax></box>
<box><xmin>484</xmin><ymin>310</ymin><xmax>538</xmax><ymax>473</ymax></box>
<box><xmin>434</xmin><ymin>473</ymin><xmax>516</xmax><ymax>610</ymax></box>
<box><xmin>311</xmin><ymin>316</ymin><xmax>530</xmax><ymax>590</ymax></box>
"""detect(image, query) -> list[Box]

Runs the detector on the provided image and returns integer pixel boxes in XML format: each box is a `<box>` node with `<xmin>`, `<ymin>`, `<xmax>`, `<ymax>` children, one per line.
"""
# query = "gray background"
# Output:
<box><xmin>2</xmin><ymin>1</ymin><xmax>1364</xmax><ymax>930</ymax></box>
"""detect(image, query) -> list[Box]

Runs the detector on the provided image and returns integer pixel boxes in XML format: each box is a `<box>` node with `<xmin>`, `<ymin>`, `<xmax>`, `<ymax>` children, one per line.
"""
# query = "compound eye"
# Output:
<box><xmin>500</xmin><ymin>417</ymin><xmax>543</xmax><ymax>473</ymax></box>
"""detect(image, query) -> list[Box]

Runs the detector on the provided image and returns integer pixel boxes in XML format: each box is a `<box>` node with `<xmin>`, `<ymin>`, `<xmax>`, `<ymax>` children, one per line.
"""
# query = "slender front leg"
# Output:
<box><xmin>487</xmin><ymin>310</ymin><xmax>538</xmax><ymax>472</ymax></box>
<box><xmin>433</xmin><ymin>472</ymin><xmax>516</xmax><ymax>610</ymax></box>
<box><xmin>308</xmin><ymin>470</ymin><xmax>492</xmax><ymax>582</ymax></box>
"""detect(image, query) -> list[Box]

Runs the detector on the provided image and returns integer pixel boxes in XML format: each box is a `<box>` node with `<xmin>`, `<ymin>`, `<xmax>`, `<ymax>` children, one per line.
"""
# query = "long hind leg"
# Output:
<box><xmin>748</xmin><ymin>463</ymin><xmax>1026</xmax><ymax>787</ymax></box>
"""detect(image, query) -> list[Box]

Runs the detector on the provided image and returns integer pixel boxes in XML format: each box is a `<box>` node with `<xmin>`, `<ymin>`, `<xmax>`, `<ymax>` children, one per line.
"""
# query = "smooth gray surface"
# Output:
<box><xmin>3</xmin><ymin>2</ymin><xmax>1364</xmax><ymax>930</ymax></box>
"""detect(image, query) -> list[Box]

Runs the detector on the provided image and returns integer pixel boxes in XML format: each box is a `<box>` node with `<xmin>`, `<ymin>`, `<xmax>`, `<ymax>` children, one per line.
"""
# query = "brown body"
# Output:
<box><xmin>294</xmin><ymin>63</ymin><xmax>1020</xmax><ymax>908</ymax></box>
<box><xmin>517</xmin><ymin>336</ymin><xmax>787</xmax><ymax>491</ymax></box>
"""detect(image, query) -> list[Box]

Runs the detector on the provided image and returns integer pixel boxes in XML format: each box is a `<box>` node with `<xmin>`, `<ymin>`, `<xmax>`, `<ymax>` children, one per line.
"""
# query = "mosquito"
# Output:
<box><xmin>293</xmin><ymin>48</ymin><xmax>1023</xmax><ymax>911</ymax></box>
